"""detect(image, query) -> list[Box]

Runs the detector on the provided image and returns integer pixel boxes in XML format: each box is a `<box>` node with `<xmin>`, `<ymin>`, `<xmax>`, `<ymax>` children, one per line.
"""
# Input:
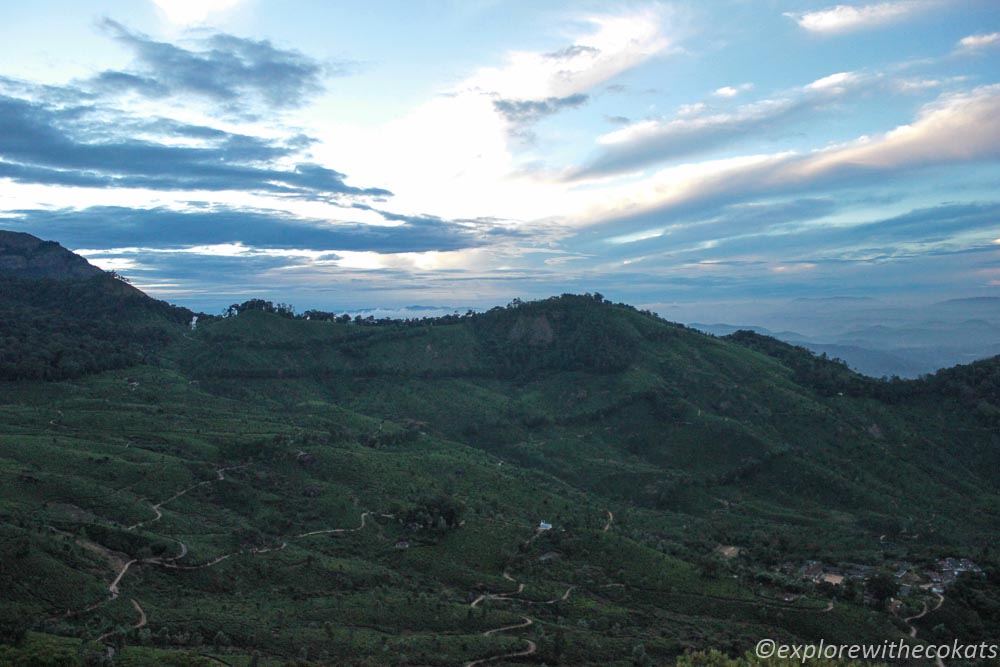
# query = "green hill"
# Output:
<box><xmin>1</xmin><ymin>260</ymin><xmax>998</xmax><ymax>665</ymax></box>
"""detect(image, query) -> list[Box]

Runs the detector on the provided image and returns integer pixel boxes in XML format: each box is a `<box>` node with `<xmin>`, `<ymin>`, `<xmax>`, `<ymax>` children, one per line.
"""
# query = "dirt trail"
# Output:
<box><xmin>166</xmin><ymin>538</ymin><xmax>188</xmax><ymax>561</ymax></box>
<box><xmin>156</xmin><ymin>551</ymin><xmax>236</xmax><ymax>571</ymax></box>
<box><xmin>60</xmin><ymin>463</ymin><xmax>385</xmax><ymax>638</ymax></box>
<box><xmin>465</xmin><ymin>614</ymin><xmax>537</xmax><ymax>667</ymax></box>
<box><xmin>545</xmin><ymin>586</ymin><xmax>575</xmax><ymax>604</ymax></box>
<box><xmin>45</xmin><ymin>530</ymin><xmax>130</xmax><ymax>620</ymax></box>
<box><xmin>155</xmin><ymin>507</ymin><xmax>371</xmax><ymax>571</ymax></box>
<box><xmin>471</xmin><ymin>582</ymin><xmax>525</xmax><ymax>608</ymax></box>
<box><xmin>464</xmin><ymin>522</ymin><xmax>579</xmax><ymax>666</ymax></box>
<box><xmin>95</xmin><ymin>598</ymin><xmax>146</xmax><ymax>643</ymax></box>
<box><xmin>906</xmin><ymin>601</ymin><xmax>927</xmax><ymax>637</ymax></box>
<box><xmin>79</xmin><ymin>507</ymin><xmax>374</xmax><ymax>641</ymax></box>
<box><xmin>294</xmin><ymin>511</ymin><xmax>372</xmax><ymax>538</ymax></box>
<box><xmin>603</xmin><ymin>510</ymin><xmax>613</xmax><ymax>532</ymax></box>
<box><xmin>905</xmin><ymin>593</ymin><xmax>944</xmax><ymax>637</ymax></box>
<box><xmin>128</xmin><ymin>464</ymin><xmax>247</xmax><ymax>532</ymax></box>
<box><xmin>904</xmin><ymin>594</ymin><xmax>945</xmax><ymax>666</ymax></box>
<box><xmin>157</xmin><ymin>507</ymin><xmax>373</xmax><ymax>571</ymax></box>
<box><xmin>131</xmin><ymin>598</ymin><xmax>147</xmax><ymax>629</ymax></box>
<box><xmin>464</xmin><ymin>639</ymin><xmax>537</xmax><ymax>667</ymax></box>
<box><xmin>482</xmin><ymin>615</ymin><xmax>533</xmax><ymax>637</ymax></box>
<box><xmin>108</xmin><ymin>560</ymin><xmax>138</xmax><ymax>598</ymax></box>
<box><xmin>465</xmin><ymin>563</ymin><xmax>536</xmax><ymax>665</ymax></box>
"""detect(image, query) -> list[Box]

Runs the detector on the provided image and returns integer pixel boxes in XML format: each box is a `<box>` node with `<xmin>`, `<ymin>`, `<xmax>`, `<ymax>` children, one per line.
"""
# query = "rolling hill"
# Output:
<box><xmin>0</xmin><ymin>233</ymin><xmax>998</xmax><ymax>666</ymax></box>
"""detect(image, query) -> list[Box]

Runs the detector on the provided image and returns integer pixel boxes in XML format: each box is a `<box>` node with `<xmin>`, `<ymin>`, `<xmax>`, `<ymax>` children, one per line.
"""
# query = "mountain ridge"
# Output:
<box><xmin>0</xmin><ymin>230</ymin><xmax>103</xmax><ymax>280</ymax></box>
<box><xmin>1</xmin><ymin>234</ymin><xmax>999</xmax><ymax>665</ymax></box>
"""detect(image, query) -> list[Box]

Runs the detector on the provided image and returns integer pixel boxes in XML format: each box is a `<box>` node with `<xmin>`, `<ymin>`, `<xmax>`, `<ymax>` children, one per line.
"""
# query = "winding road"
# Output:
<box><xmin>294</xmin><ymin>511</ymin><xmax>373</xmax><ymax>538</ymax></box>
<box><xmin>95</xmin><ymin>598</ymin><xmax>146</xmax><ymax>643</ymax></box>
<box><xmin>127</xmin><ymin>465</ymin><xmax>247</xmax><ymax>532</ymax></box>
<box><xmin>462</xmin><ymin>516</ymin><xmax>593</xmax><ymax>666</ymax></box>
<box><xmin>464</xmin><ymin>613</ymin><xmax>537</xmax><ymax>667</ymax></box>
<box><xmin>904</xmin><ymin>594</ymin><xmax>946</xmax><ymax>667</ymax></box>
<box><xmin>68</xmin><ymin>462</ymin><xmax>388</xmax><ymax>644</ymax></box>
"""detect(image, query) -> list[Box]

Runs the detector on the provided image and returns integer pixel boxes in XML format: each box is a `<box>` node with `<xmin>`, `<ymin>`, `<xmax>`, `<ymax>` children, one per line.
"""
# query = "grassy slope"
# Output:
<box><xmin>0</xmin><ymin>295</ymin><xmax>997</xmax><ymax>665</ymax></box>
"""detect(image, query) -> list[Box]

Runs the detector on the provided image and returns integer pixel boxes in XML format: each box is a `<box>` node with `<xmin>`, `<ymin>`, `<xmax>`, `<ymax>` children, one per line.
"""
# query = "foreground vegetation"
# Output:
<box><xmin>1</xmin><ymin>273</ymin><xmax>998</xmax><ymax>666</ymax></box>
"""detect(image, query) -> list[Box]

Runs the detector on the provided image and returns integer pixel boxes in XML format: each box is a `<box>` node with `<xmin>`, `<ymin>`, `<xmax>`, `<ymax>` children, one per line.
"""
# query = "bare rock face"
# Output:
<box><xmin>0</xmin><ymin>230</ymin><xmax>103</xmax><ymax>280</ymax></box>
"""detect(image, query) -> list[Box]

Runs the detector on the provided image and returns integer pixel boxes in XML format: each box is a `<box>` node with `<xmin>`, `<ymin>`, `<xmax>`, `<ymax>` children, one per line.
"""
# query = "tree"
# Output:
<box><xmin>213</xmin><ymin>630</ymin><xmax>231</xmax><ymax>649</ymax></box>
<box><xmin>865</xmin><ymin>571</ymin><xmax>899</xmax><ymax>608</ymax></box>
<box><xmin>0</xmin><ymin>605</ymin><xmax>30</xmax><ymax>646</ymax></box>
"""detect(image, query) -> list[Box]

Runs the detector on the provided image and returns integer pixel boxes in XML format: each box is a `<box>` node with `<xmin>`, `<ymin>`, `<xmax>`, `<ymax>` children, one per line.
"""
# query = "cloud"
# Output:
<box><xmin>2</xmin><ymin>204</ymin><xmax>511</xmax><ymax>254</ymax></box>
<box><xmin>460</xmin><ymin>9</ymin><xmax>670</xmax><ymax>102</ymax></box>
<box><xmin>316</xmin><ymin>7</ymin><xmax>673</xmax><ymax>221</ymax></box>
<box><xmin>151</xmin><ymin>0</ymin><xmax>245</xmax><ymax>25</ymax></box>
<box><xmin>457</xmin><ymin>10</ymin><xmax>668</xmax><ymax>140</ymax></box>
<box><xmin>572</xmin><ymin>84</ymin><xmax>1000</xmax><ymax>231</ymax></box>
<box><xmin>785</xmin><ymin>2</ymin><xmax>936</xmax><ymax>34</ymax></box>
<box><xmin>956</xmin><ymin>32</ymin><xmax>1000</xmax><ymax>52</ymax></box>
<box><xmin>493</xmin><ymin>93</ymin><xmax>589</xmax><ymax>124</ymax></box>
<box><xmin>679</xmin><ymin>203</ymin><xmax>1000</xmax><ymax>264</ymax></box>
<box><xmin>544</xmin><ymin>44</ymin><xmax>601</xmax><ymax>60</ymax></box>
<box><xmin>584</xmin><ymin>198</ymin><xmax>840</xmax><ymax>254</ymax></box>
<box><xmin>0</xmin><ymin>83</ymin><xmax>389</xmax><ymax>198</ymax></box>
<box><xmin>93</xmin><ymin>20</ymin><xmax>338</xmax><ymax>111</ymax></box>
<box><xmin>564</xmin><ymin>200</ymin><xmax>1000</xmax><ymax>310</ymax></box>
<box><xmin>714</xmin><ymin>83</ymin><xmax>753</xmax><ymax>98</ymax></box>
<box><xmin>571</xmin><ymin>71</ymin><xmax>876</xmax><ymax>177</ymax></box>
<box><xmin>791</xmin><ymin>85</ymin><xmax>1000</xmax><ymax>173</ymax></box>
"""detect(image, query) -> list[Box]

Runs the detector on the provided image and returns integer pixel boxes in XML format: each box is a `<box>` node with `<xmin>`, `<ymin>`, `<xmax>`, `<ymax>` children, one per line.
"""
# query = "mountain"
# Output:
<box><xmin>0</xmin><ymin>234</ymin><xmax>193</xmax><ymax>380</ymax></box>
<box><xmin>934</xmin><ymin>296</ymin><xmax>1000</xmax><ymax>309</ymax></box>
<box><xmin>690</xmin><ymin>300</ymin><xmax>1000</xmax><ymax>379</ymax></box>
<box><xmin>792</xmin><ymin>343</ymin><xmax>926</xmax><ymax>379</ymax></box>
<box><xmin>1</xmin><ymin>242</ymin><xmax>998</xmax><ymax>665</ymax></box>
<box><xmin>689</xmin><ymin>323</ymin><xmax>781</xmax><ymax>337</ymax></box>
<box><xmin>0</xmin><ymin>230</ymin><xmax>103</xmax><ymax>280</ymax></box>
<box><xmin>690</xmin><ymin>325</ymin><xmax>929</xmax><ymax>378</ymax></box>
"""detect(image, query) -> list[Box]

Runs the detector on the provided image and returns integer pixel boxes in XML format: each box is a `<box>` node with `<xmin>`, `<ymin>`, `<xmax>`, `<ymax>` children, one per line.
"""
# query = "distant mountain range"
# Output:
<box><xmin>690</xmin><ymin>297</ymin><xmax>1000</xmax><ymax>378</ymax></box>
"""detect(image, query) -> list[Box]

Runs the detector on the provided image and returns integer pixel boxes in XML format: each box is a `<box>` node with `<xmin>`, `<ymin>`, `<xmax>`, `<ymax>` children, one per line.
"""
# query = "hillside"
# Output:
<box><xmin>0</xmin><ymin>232</ymin><xmax>194</xmax><ymax>381</ymax></box>
<box><xmin>0</xmin><ymin>231</ymin><xmax>103</xmax><ymax>281</ymax></box>
<box><xmin>0</xmin><ymin>268</ymin><xmax>998</xmax><ymax>664</ymax></box>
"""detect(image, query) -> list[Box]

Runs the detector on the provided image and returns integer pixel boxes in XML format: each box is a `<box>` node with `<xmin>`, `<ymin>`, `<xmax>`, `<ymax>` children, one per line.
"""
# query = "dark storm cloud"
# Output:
<box><xmin>92</xmin><ymin>19</ymin><xmax>343</xmax><ymax>110</ymax></box>
<box><xmin>1</xmin><ymin>204</ymin><xmax>514</xmax><ymax>254</ymax></box>
<box><xmin>0</xmin><ymin>90</ymin><xmax>389</xmax><ymax>197</ymax></box>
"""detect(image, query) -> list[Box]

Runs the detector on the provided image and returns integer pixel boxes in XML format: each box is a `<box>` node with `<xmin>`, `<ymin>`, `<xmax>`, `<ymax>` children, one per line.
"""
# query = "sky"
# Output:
<box><xmin>1</xmin><ymin>0</ymin><xmax>999</xmax><ymax>317</ymax></box>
